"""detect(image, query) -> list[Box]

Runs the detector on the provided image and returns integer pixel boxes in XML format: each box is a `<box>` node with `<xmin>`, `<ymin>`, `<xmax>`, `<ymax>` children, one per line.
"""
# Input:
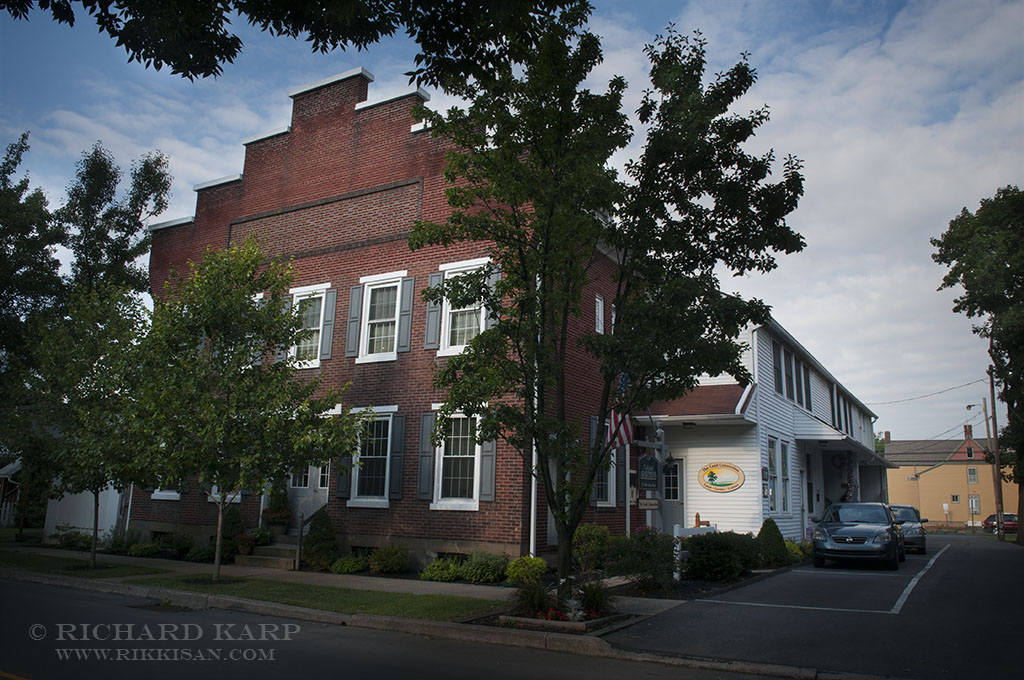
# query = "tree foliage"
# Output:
<box><xmin>411</xmin><ymin>15</ymin><xmax>804</xmax><ymax>576</ymax></box>
<box><xmin>932</xmin><ymin>185</ymin><xmax>1024</xmax><ymax>542</ymax></box>
<box><xmin>1</xmin><ymin>0</ymin><xmax>584</xmax><ymax>86</ymax></box>
<box><xmin>132</xmin><ymin>236</ymin><xmax>362</xmax><ymax>578</ymax></box>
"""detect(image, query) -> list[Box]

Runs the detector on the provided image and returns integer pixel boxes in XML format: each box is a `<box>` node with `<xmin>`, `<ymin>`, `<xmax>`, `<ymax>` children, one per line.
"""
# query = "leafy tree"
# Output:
<box><xmin>29</xmin><ymin>285</ymin><xmax>146</xmax><ymax>566</ymax></box>
<box><xmin>1</xmin><ymin>0</ymin><xmax>583</xmax><ymax>86</ymax></box>
<box><xmin>57</xmin><ymin>142</ymin><xmax>170</xmax><ymax>295</ymax></box>
<box><xmin>411</xmin><ymin>16</ymin><xmax>804</xmax><ymax>576</ymax></box>
<box><xmin>932</xmin><ymin>185</ymin><xmax>1024</xmax><ymax>543</ymax></box>
<box><xmin>874</xmin><ymin>433</ymin><xmax>886</xmax><ymax>454</ymax></box>
<box><xmin>133</xmin><ymin>236</ymin><xmax>362</xmax><ymax>579</ymax></box>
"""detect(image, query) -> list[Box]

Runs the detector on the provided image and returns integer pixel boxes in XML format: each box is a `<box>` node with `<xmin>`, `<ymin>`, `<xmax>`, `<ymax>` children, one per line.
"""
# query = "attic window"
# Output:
<box><xmin>966</xmin><ymin>446</ymin><xmax>974</xmax><ymax>458</ymax></box>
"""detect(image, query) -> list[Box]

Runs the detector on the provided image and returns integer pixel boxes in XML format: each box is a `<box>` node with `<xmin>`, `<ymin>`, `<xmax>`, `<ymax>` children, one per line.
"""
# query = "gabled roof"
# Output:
<box><xmin>884</xmin><ymin>438</ymin><xmax>994</xmax><ymax>465</ymax></box>
<box><xmin>650</xmin><ymin>384</ymin><xmax>751</xmax><ymax>418</ymax></box>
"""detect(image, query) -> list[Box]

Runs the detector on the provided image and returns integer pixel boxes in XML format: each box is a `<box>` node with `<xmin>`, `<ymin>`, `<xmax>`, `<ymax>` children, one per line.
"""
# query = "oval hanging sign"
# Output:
<box><xmin>698</xmin><ymin>462</ymin><xmax>745</xmax><ymax>493</ymax></box>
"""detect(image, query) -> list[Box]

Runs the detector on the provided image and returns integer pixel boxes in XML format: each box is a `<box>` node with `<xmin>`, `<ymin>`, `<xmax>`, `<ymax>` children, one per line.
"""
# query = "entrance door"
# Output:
<box><xmin>287</xmin><ymin>463</ymin><xmax>330</xmax><ymax>531</ymax></box>
<box><xmin>661</xmin><ymin>459</ymin><xmax>685</xmax><ymax>532</ymax></box>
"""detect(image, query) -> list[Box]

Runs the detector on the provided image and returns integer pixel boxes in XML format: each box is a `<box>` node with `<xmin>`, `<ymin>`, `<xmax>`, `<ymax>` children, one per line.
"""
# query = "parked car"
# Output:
<box><xmin>982</xmin><ymin>513</ymin><xmax>1019</xmax><ymax>533</ymax></box>
<box><xmin>889</xmin><ymin>504</ymin><xmax>928</xmax><ymax>554</ymax></box>
<box><xmin>812</xmin><ymin>502</ymin><xmax>905</xmax><ymax>569</ymax></box>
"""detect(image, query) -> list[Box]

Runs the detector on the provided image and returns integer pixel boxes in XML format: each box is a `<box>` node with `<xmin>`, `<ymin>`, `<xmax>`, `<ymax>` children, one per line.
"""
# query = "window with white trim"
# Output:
<box><xmin>951</xmin><ymin>494</ymin><xmax>960</xmax><ymax>503</ymax></box>
<box><xmin>151</xmin><ymin>486</ymin><xmax>180</xmax><ymax>501</ymax></box>
<box><xmin>767</xmin><ymin>437</ymin><xmax>778</xmax><ymax>512</ymax></box>
<box><xmin>780</xmin><ymin>442</ymin><xmax>790</xmax><ymax>512</ymax></box>
<box><xmin>595</xmin><ymin>295</ymin><xmax>605</xmax><ymax>334</ymax></box>
<box><xmin>431</xmin><ymin>415</ymin><xmax>480</xmax><ymax>511</ymax></box>
<box><xmin>969</xmin><ymin>494</ymin><xmax>980</xmax><ymax>515</ymax></box>
<box><xmin>437</xmin><ymin>258</ymin><xmax>489</xmax><ymax>357</ymax></box>
<box><xmin>359</xmin><ymin>276</ymin><xmax>401</xmax><ymax>361</ymax></box>
<box><xmin>967</xmin><ymin>467</ymin><xmax>978</xmax><ymax>484</ymax></box>
<box><xmin>664</xmin><ymin>461</ymin><xmax>680</xmax><ymax>501</ymax></box>
<box><xmin>353</xmin><ymin>415</ymin><xmax>391</xmax><ymax>501</ymax></box>
<box><xmin>291</xmin><ymin>466</ymin><xmax>310</xmax><ymax>488</ymax></box>
<box><xmin>291</xmin><ymin>283</ymin><xmax>330</xmax><ymax>368</ymax></box>
<box><xmin>318</xmin><ymin>460</ymin><xmax>331</xmax><ymax>489</ymax></box>
<box><xmin>595</xmin><ymin>450</ymin><xmax>616</xmax><ymax>507</ymax></box>
<box><xmin>966</xmin><ymin>446</ymin><xmax>974</xmax><ymax>459</ymax></box>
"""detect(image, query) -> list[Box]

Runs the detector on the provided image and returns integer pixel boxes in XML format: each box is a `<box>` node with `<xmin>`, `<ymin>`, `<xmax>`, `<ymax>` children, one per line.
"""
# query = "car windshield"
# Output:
<box><xmin>891</xmin><ymin>507</ymin><xmax>920</xmax><ymax>522</ymax></box>
<box><xmin>824</xmin><ymin>505</ymin><xmax>889</xmax><ymax>524</ymax></box>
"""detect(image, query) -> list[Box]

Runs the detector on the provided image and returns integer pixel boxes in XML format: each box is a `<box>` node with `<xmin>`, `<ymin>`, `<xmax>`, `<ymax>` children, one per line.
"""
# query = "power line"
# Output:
<box><xmin>884</xmin><ymin>411</ymin><xmax>987</xmax><ymax>456</ymax></box>
<box><xmin>865</xmin><ymin>378</ymin><xmax>986</xmax><ymax>406</ymax></box>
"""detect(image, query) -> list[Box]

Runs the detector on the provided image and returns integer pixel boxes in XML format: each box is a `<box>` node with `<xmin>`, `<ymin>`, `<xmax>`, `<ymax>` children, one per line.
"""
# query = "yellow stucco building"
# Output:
<box><xmin>883</xmin><ymin>425</ymin><xmax>1018</xmax><ymax>527</ymax></box>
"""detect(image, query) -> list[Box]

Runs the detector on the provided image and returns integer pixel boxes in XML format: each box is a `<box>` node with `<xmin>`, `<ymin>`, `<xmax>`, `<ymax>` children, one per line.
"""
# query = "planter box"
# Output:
<box><xmin>497</xmin><ymin>613</ymin><xmax>625</xmax><ymax>633</ymax></box>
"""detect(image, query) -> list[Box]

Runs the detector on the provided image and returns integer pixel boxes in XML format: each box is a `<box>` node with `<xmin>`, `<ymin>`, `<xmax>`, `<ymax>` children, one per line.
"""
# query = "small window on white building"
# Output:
<box><xmin>781</xmin><ymin>442</ymin><xmax>790</xmax><ymax>513</ymax></box>
<box><xmin>767</xmin><ymin>437</ymin><xmax>778</xmax><ymax>512</ymax></box>
<box><xmin>595</xmin><ymin>295</ymin><xmax>605</xmax><ymax>334</ymax></box>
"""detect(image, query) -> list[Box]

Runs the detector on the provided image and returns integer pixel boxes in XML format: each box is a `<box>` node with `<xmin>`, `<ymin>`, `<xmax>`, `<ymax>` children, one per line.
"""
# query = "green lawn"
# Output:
<box><xmin>0</xmin><ymin>527</ymin><xmax>44</xmax><ymax>543</ymax></box>
<box><xmin>0</xmin><ymin>550</ymin><xmax>166</xmax><ymax>578</ymax></box>
<box><xmin>125</xmin><ymin>574</ymin><xmax>508</xmax><ymax>621</ymax></box>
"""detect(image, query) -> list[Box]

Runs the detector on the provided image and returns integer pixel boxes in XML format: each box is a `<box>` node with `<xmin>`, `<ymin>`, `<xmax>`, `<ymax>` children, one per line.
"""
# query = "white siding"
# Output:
<box><xmin>667</xmin><ymin>424</ymin><xmax>762</xmax><ymax>535</ymax></box>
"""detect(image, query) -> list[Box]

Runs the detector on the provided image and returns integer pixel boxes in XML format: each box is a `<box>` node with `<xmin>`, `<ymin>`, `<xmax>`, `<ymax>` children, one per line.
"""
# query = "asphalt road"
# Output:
<box><xmin>606</xmin><ymin>534</ymin><xmax>1021</xmax><ymax>679</ymax></box>
<box><xmin>0</xmin><ymin>578</ymin><xmax>776</xmax><ymax>680</ymax></box>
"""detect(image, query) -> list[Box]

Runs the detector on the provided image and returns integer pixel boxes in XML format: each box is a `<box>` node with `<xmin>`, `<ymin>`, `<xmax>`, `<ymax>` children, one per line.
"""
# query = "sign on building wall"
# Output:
<box><xmin>698</xmin><ymin>462</ymin><xmax>745</xmax><ymax>493</ymax></box>
<box><xmin>637</xmin><ymin>455</ymin><xmax>659</xmax><ymax>490</ymax></box>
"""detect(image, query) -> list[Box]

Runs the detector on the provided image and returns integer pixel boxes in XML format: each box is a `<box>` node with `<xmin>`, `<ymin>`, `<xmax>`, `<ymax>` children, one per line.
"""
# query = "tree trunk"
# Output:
<box><xmin>212</xmin><ymin>501</ymin><xmax>224</xmax><ymax>581</ymax></box>
<box><xmin>90</xmin><ymin>489</ymin><xmax>100</xmax><ymax>568</ymax></box>
<box><xmin>555</xmin><ymin>520</ymin><xmax>574</xmax><ymax>578</ymax></box>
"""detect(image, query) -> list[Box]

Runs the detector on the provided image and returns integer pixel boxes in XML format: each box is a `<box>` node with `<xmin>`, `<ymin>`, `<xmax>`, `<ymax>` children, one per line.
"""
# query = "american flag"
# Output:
<box><xmin>606</xmin><ymin>372</ymin><xmax>634</xmax><ymax>448</ymax></box>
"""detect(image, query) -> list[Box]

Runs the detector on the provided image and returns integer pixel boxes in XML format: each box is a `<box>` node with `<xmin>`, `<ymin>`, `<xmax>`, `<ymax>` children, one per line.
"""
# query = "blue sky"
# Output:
<box><xmin>1</xmin><ymin>0</ymin><xmax>1021</xmax><ymax>440</ymax></box>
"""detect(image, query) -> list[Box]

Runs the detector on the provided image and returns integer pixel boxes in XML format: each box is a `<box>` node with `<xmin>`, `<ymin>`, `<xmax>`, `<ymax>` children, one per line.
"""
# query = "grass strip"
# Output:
<box><xmin>0</xmin><ymin>550</ymin><xmax>166</xmax><ymax>578</ymax></box>
<box><xmin>125</xmin><ymin>573</ymin><xmax>507</xmax><ymax>621</ymax></box>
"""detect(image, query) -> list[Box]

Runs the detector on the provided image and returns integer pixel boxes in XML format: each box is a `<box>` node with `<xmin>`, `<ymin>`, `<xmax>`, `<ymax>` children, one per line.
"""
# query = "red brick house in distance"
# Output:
<box><xmin>135</xmin><ymin>68</ymin><xmax>633</xmax><ymax>566</ymax></box>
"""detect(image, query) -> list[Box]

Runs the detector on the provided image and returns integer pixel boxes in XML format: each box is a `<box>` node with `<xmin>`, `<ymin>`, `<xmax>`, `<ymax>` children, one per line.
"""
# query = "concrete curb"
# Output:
<box><xmin>5</xmin><ymin>569</ymin><xmax>895</xmax><ymax>680</ymax></box>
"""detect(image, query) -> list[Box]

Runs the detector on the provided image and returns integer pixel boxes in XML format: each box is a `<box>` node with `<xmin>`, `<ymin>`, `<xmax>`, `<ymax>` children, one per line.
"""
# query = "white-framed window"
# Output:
<box><xmin>431</xmin><ymin>414</ymin><xmax>480</xmax><ymax>511</ymax></box>
<box><xmin>951</xmin><ymin>494</ymin><xmax>960</xmax><ymax>503</ymax></box>
<box><xmin>291</xmin><ymin>466</ymin><xmax>310</xmax><ymax>489</ymax></box>
<box><xmin>595</xmin><ymin>448</ymin><xmax>617</xmax><ymax>507</ymax></box>
<box><xmin>290</xmin><ymin>283</ymin><xmax>330</xmax><ymax>368</ymax></box>
<box><xmin>356</xmin><ymin>271</ymin><xmax>405</xmax><ymax>364</ymax></box>
<box><xmin>767</xmin><ymin>436</ymin><xmax>778</xmax><ymax>512</ymax></box>
<box><xmin>206</xmin><ymin>485</ymin><xmax>242</xmax><ymax>503</ymax></box>
<box><xmin>967</xmin><ymin>467</ymin><xmax>978</xmax><ymax>484</ymax></box>
<box><xmin>610</xmin><ymin>304</ymin><xmax>616</xmax><ymax>334</ymax></box>
<box><xmin>348</xmin><ymin>406</ymin><xmax>398</xmax><ymax>508</ymax></box>
<box><xmin>780</xmin><ymin>442</ymin><xmax>790</xmax><ymax>512</ymax></box>
<box><xmin>966</xmin><ymin>446</ymin><xmax>974</xmax><ymax>459</ymax></box>
<box><xmin>437</xmin><ymin>258</ymin><xmax>489</xmax><ymax>357</ymax></box>
<box><xmin>151</xmin><ymin>486</ymin><xmax>180</xmax><ymax>501</ymax></box>
<box><xmin>969</xmin><ymin>494</ymin><xmax>981</xmax><ymax>515</ymax></box>
<box><xmin>318</xmin><ymin>461</ymin><xmax>331</xmax><ymax>489</ymax></box>
<box><xmin>664</xmin><ymin>461</ymin><xmax>680</xmax><ymax>501</ymax></box>
<box><xmin>595</xmin><ymin>295</ymin><xmax>605</xmax><ymax>334</ymax></box>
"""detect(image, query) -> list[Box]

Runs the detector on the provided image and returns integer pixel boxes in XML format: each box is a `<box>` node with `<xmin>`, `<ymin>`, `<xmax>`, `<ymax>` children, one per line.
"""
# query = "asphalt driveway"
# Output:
<box><xmin>605</xmin><ymin>534</ymin><xmax>1020</xmax><ymax>679</ymax></box>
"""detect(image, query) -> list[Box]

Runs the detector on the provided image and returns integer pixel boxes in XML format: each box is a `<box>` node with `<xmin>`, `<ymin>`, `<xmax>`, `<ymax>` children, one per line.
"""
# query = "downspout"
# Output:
<box><xmin>530</xmin><ymin>438</ymin><xmax>537</xmax><ymax>556</ymax></box>
<box><xmin>124</xmin><ymin>483</ymin><xmax>134</xmax><ymax>533</ymax></box>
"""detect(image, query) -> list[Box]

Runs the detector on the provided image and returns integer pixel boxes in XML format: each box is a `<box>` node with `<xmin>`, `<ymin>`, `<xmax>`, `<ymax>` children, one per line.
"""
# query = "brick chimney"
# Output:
<box><xmin>964</xmin><ymin>424</ymin><xmax>973</xmax><ymax>440</ymax></box>
<box><xmin>884</xmin><ymin>431</ymin><xmax>891</xmax><ymax>442</ymax></box>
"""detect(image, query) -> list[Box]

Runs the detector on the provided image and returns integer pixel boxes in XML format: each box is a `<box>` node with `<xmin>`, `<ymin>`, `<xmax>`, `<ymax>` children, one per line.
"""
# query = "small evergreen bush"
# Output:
<box><xmin>220</xmin><ymin>506</ymin><xmax>245</xmax><ymax>561</ymax></box>
<box><xmin>757</xmin><ymin>518</ymin><xmax>792</xmax><ymax>568</ymax></box>
<box><xmin>185</xmin><ymin>546</ymin><xmax>214</xmax><ymax>562</ymax></box>
<box><xmin>53</xmin><ymin>524</ymin><xmax>91</xmax><ymax>550</ymax></box>
<box><xmin>461</xmin><ymin>552</ymin><xmax>508</xmax><ymax>583</ymax></box>
<box><xmin>709</xmin><ymin>531</ymin><xmax>760</xmax><ymax>571</ymax></box>
<box><xmin>368</xmin><ymin>545</ymin><xmax>408</xmax><ymax>574</ymax></box>
<box><xmin>573</xmin><ymin>523</ymin><xmax>611</xmax><ymax>571</ymax></box>
<box><xmin>784</xmin><ymin>540</ymin><xmax>805</xmax><ymax>563</ymax></box>
<box><xmin>506</xmin><ymin>555</ymin><xmax>548</xmax><ymax>585</ymax></box>
<box><xmin>577</xmin><ymin>579</ymin><xmax>616</xmax><ymax>617</ymax></box>
<box><xmin>127</xmin><ymin>542</ymin><xmax>161</xmax><ymax>558</ymax></box>
<box><xmin>251</xmin><ymin>527</ymin><xmax>273</xmax><ymax>546</ymax></box>
<box><xmin>684</xmin><ymin>532</ymin><xmax>746</xmax><ymax>582</ymax></box>
<box><xmin>509</xmin><ymin>580</ymin><xmax>552</xmax><ymax>617</ymax></box>
<box><xmin>606</xmin><ymin>526</ymin><xmax>676</xmax><ymax>590</ymax></box>
<box><xmin>158</xmin><ymin>532</ymin><xmax>194</xmax><ymax>559</ymax></box>
<box><xmin>103</xmin><ymin>527</ymin><xmax>141</xmax><ymax>554</ymax></box>
<box><xmin>419</xmin><ymin>556</ymin><xmax>464</xmax><ymax>582</ymax></box>
<box><xmin>330</xmin><ymin>555</ymin><xmax>369</xmax><ymax>574</ymax></box>
<box><xmin>302</xmin><ymin>507</ymin><xmax>338</xmax><ymax>571</ymax></box>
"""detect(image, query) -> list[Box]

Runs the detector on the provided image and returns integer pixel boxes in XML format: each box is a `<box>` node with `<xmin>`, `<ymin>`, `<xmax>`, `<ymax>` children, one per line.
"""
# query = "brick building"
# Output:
<box><xmin>131</xmin><ymin>68</ymin><xmax>635</xmax><ymax>565</ymax></box>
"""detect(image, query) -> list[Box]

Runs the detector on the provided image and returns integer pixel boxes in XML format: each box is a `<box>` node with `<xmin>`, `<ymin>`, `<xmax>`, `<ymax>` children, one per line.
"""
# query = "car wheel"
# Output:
<box><xmin>813</xmin><ymin>555</ymin><xmax>825</xmax><ymax>568</ymax></box>
<box><xmin>886</xmin><ymin>549</ymin><xmax>899</xmax><ymax>570</ymax></box>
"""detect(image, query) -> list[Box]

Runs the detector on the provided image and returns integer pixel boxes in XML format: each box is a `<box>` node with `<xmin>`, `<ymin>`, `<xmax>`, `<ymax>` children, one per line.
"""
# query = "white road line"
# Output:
<box><xmin>696</xmin><ymin>599</ymin><xmax>892</xmax><ymax>614</ymax></box>
<box><xmin>890</xmin><ymin>543</ymin><xmax>949</xmax><ymax>614</ymax></box>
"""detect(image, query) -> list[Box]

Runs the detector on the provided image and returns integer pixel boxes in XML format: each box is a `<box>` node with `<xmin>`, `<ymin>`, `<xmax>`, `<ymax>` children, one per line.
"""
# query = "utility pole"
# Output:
<box><xmin>987</xmin><ymin>367</ymin><xmax>1005</xmax><ymax>541</ymax></box>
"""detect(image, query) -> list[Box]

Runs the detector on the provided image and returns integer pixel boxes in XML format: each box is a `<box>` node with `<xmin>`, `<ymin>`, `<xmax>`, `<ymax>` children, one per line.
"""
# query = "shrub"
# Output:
<box><xmin>185</xmin><ymin>546</ymin><xmax>214</xmax><ymax>563</ymax></box>
<box><xmin>302</xmin><ymin>508</ymin><xmax>337</xmax><ymax>571</ymax></box>
<box><xmin>573</xmin><ymin>523</ymin><xmax>611</xmax><ymax>572</ymax></box>
<box><xmin>684</xmin><ymin>532</ymin><xmax>746</xmax><ymax>582</ymax></box>
<box><xmin>509</xmin><ymin>580</ymin><xmax>552</xmax><ymax>617</ymax></box>
<box><xmin>784</xmin><ymin>540</ymin><xmax>805</xmax><ymax>564</ymax></box>
<box><xmin>251</xmin><ymin>527</ymin><xmax>273</xmax><ymax>546</ymax></box>
<box><xmin>127</xmin><ymin>542</ymin><xmax>161</xmax><ymax>558</ymax></box>
<box><xmin>368</xmin><ymin>545</ymin><xmax>408</xmax><ymax>574</ymax></box>
<box><xmin>103</xmin><ymin>527</ymin><xmax>141</xmax><ymax>554</ymax></box>
<box><xmin>158</xmin><ymin>532</ymin><xmax>194</xmax><ymax>559</ymax></box>
<box><xmin>576</xmin><ymin>579</ymin><xmax>616</xmax><ymax>617</ymax></box>
<box><xmin>506</xmin><ymin>555</ymin><xmax>548</xmax><ymax>585</ymax></box>
<box><xmin>461</xmin><ymin>552</ymin><xmax>508</xmax><ymax>583</ymax></box>
<box><xmin>699</xmin><ymin>531</ymin><xmax>760</xmax><ymax>571</ymax></box>
<box><xmin>606</xmin><ymin>526</ymin><xmax>676</xmax><ymax>590</ymax></box>
<box><xmin>262</xmin><ymin>479</ymin><xmax>292</xmax><ymax>524</ymax></box>
<box><xmin>757</xmin><ymin>518</ymin><xmax>792</xmax><ymax>568</ymax></box>
<box><xmin>220</xmin><ymin>507</ymin><xmax>244</xmax><ymax>561</ymax></box>
<box><xmin>53</xmin><ymin>524</ymin><xmax>91</xmax><ymax>550</ymax></box>
<box><xmin>330</xmin><ymin>555</ymin><xmax>370</xmax><ymax>574</ymax></box>
<box><xmin>420</xmin><ymin>556</ymin><xmax>464</xmax><ymax>582</ymax></box>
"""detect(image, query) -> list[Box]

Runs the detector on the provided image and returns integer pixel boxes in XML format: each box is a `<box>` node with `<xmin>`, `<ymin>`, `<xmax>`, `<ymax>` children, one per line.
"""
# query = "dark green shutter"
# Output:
<box><xmin>424</xmin><ymin>272</ymin><xmax>443</xmax><ymax>349</ymax></box>
<box><xmin>417</xmin><ymin>413</ymin><xmax>436</xmax><ymax>499</ymax></box>
<box><xmin>319</xmin><ymin>288</ymin><xmax>337</xmax><ymax>360</ymax></box>
<box><xmin>397</xmin><ymin>277</ymin><xmax>414</xmax><ymax>353</ymax></box>
<box><xmin>616</xmin><ymin>446</ymin><xmax>626</xmax><ymax>507</ymax></box>
<box><xmin>589</xmin><ymin>415</ymin><xmax>599</xmax><ymax>506</ymax></box>
<box><xmin>389</xmin><ymin>414</ymin><xmax>406</xmax><ymax>499</ymax></box>
<box><xmin>345</xmin><ymin>285</ymin><xmax>363</xmax><ymax>357</ymax></box>
<box><xmin>485</xmin><ymin>266</ymin><xmax>502</xmax><ymax>330</ymax></box>
<box><xmin>479</xmin><ymin>439</ymin><xmax>496</xmax><ymax>502</ymax></box>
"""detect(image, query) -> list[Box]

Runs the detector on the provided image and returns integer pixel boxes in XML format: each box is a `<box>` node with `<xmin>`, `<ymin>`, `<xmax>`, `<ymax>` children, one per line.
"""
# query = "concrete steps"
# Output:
<box><xmin>234</xmin><ymin>542</ymin><xmax>297</xmax><ymax>570</ymax></box>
